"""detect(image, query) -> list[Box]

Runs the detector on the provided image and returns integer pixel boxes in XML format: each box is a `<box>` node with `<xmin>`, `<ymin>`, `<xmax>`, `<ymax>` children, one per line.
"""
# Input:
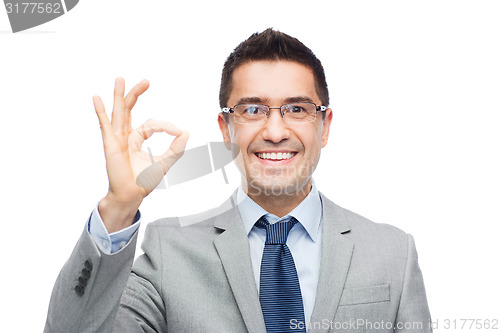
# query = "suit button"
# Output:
<box><xmin>84</xmin><ymin>260</ymin><xmax>93</xmax><ymax>271</ymax></box>
<box><xmin>82</xmin><ymin>268</ymin><xmax>91</xmax><ymax>279</ymax></box>
<box><xmin>78</xmin><ymin>276</ymin><xmax>87</xmax><ymax>287</ymax></box>
<box><xmin>75</xmin><ymin>285</ymin><xmax>84</xmax><ymax>296</ymax></box>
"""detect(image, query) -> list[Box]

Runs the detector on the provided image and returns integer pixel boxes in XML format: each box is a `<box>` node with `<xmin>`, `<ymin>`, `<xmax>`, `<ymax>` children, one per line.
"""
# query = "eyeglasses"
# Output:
<box><xmin>221</xmin><ymin>102</ymin><xmax>327</xmax><ymax>124</ymax></box>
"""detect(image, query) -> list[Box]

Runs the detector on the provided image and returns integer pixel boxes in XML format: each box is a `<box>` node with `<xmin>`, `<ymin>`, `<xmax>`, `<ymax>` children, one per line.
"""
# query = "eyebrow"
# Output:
<box><xmin>235</xmin><ymin>96</ymin><xmax>315</xmax><ymax>105</ymax></box>
<box><xmin>283</xmin><ymin>96</ymin><xmax>315</xmax><ymax>104</ymax></box>
<box><xmin>235</xmin><ymin>97</ymin><xmax>270</xmax><ymax>105</ymax></box>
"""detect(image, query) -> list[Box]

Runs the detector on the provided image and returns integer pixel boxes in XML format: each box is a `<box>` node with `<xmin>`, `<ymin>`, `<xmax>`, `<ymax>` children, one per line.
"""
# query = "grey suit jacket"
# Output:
<box><xmin>45</xmin><ymin>193</ymin><xmax>432</xmax><ymax>332</ymax></box>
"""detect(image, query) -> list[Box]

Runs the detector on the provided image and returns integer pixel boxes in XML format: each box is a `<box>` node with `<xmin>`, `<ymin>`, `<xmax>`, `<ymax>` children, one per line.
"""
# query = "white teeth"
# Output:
<box><xmin>257</xmin><ymin>152</ymin><xmax>295</xmax><ymax>160</ymax></box>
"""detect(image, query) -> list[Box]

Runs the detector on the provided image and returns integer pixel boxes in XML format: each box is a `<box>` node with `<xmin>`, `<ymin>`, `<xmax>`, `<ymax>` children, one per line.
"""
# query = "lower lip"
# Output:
<box><xmin>254</xmin><ymin>153</ymin><xmax>298</xmax><ymax>166</ymax></box>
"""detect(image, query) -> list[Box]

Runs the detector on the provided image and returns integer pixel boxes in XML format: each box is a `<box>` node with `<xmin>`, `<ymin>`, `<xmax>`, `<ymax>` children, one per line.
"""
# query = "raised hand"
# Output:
<box><xmin>93</xmin><ymin>78</ymin><xmax>189</xmax><ymax>232</ymax></box>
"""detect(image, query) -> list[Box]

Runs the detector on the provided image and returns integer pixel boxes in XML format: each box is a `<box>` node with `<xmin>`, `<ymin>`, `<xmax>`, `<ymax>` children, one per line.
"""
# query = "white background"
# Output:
<box><xmin>1</xmin><ymin>0</ymin><xmax>499</xmax><ymax>331</ymax></box>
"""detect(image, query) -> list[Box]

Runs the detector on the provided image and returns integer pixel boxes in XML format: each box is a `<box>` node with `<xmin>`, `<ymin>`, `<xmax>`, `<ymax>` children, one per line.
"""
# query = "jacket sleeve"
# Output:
<box><xmin>112</xmin><ymin>224</ymin><xmax>168</xmax><ymax>332</ymax></box>
<box><xmin>44</xmin><ymin>223</ymin><xmax>138</xmax><ymax>333</ymax></box>
<box><xmin>395</xmin><ymin>234</ymin><xmax>433</xmax><ymax>332</ymax></box>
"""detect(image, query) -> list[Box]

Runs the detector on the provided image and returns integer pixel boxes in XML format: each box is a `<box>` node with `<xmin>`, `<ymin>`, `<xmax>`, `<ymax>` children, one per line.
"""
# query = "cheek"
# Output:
<box><xmin>315</xmin><ymin>125</ymin><xmax>326</xmax><ymax>147</ymax></box>
<box><xmin>297</xmin><ymin>127</ymin><xmax>323</xmax><ymax>153</ymax></box>
<box><xmin>230</xmin><ymin>126</ymin><xmax>260</xmax><ymax>152</ymax></box>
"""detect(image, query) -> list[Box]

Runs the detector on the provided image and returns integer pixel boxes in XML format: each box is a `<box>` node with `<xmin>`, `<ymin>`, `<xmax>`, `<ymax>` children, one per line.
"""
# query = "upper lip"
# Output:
<box><xmin>254</xmin><ymin>150</ymin><xmax>297</xmax><ymax>154</ymax></box>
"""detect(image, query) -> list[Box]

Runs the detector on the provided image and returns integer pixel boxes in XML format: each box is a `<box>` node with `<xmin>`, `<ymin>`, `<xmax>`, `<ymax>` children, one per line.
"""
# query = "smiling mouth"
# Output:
<box><xmin>256</xmin><ymin>152</ymin><xmax>297</xmax><ymax>160</ymax></box>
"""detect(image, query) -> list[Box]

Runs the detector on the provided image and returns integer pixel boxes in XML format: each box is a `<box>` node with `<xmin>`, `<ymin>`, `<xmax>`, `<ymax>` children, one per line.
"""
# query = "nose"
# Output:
<box><xmin>261</xmin><ymin>108</ymin><xmax>291</xmax><ymax>143</ymax></box>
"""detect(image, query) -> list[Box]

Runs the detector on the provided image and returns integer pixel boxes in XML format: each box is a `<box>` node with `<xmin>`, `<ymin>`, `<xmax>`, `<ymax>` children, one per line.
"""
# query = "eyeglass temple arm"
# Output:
<box><xmin>221</xmin><ymin>107</ymin><xmax>233</xmax><ymax>113</ymax></box>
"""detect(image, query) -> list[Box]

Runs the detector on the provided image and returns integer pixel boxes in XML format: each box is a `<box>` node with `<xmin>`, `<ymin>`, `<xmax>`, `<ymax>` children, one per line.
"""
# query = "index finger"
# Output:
<box><xmin>128</xmin><ymin>119</ymin><xmax>183</xmax><ymax>152</ymax></box>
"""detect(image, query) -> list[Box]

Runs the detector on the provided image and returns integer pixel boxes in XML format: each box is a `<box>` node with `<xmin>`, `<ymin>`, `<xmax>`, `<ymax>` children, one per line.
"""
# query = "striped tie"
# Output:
<box><xmin>256</xmin><ymin>216</ymin><xmax>306</xmax><ymax>333</ymax></box>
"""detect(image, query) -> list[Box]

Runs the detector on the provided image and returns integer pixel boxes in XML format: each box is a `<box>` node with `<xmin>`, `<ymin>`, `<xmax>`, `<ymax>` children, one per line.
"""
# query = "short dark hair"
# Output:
<box><xmin>219</xmin><ymin>28</ymin><xmax>329</xmax><ymax>109</ymax></box>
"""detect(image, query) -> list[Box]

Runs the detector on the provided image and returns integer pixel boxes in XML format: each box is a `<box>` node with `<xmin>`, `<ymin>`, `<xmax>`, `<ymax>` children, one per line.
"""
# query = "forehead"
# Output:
<box><xmin>228</xmin><ymin>60</ymin><xmax>320</xmax><ymax>106</ymax></box>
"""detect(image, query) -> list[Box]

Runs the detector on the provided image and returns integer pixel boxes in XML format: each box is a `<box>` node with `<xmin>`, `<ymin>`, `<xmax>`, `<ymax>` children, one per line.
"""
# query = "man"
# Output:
<box><xmin>45</xmin><ymin>29</ymin><xmax>432</xmax><ymax>332</ymax></box>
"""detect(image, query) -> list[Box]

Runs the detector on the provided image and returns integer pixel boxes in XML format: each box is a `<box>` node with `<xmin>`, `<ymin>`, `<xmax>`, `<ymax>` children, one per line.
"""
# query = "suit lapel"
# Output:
<box><xmin>213</xmin><ymin>197</ymin><xmax>267</xmax><ymax>333</ymax></box>
<box><xmin>309</xmin><ymin>194</ymin><xmax>354</xmax><ymax>332</ymax></box>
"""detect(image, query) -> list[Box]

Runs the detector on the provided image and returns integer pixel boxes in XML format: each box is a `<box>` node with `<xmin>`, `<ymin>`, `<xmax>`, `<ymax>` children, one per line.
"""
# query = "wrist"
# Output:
<box><xmin>99</xmin><ymin>194</ymin><xmax>142</xmax><ymax>233</ymax></box>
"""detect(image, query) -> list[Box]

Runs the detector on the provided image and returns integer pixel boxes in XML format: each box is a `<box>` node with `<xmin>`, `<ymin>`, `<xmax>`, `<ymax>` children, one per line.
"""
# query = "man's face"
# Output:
<box><xmin>218</xmin><ymin>60</ymin><xmax>332</xmax><ymax>198</ymax></box>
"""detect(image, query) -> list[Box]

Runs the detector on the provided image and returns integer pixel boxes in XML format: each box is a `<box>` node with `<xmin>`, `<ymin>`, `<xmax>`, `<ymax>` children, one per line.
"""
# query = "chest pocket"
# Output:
<box><xmin>339</xmin><ymin>284</ymin><xmax>390</xmax><ymax>306</ymax></box>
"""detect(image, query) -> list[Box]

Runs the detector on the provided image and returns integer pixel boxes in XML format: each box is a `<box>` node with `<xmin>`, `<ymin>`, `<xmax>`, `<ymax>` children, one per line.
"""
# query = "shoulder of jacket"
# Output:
<box><xmin>321</xmin><ymin>193</ymin><xmax>409</xmax><ymax>241</ymax></box>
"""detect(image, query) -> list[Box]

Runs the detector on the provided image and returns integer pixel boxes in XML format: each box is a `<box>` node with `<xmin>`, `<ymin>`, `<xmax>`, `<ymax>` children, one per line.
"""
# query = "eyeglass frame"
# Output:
<box><xmin>221</xmin><ymin>102</ymin><xmax>327</xmax><ymax>124</ymax></box>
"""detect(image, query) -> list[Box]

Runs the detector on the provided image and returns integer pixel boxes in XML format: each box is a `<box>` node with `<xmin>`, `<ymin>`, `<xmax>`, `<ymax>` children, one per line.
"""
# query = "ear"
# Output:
<box><xmin>218</xmin><ymin>113</ymin><xmax>232</xmax><ymax>150</ymax></box>
<box><xmin>320</xmin><ymin>108</ymin><xmax>333</xmax><ymax>148</ymax></box>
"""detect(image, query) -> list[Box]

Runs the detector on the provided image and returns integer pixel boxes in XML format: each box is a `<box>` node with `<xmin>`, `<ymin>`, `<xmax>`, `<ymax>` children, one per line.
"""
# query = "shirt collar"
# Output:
<box><xmin>236</xmin><ymin>180</ymin><xmax>322</xmax><ymax>242</ymax></box>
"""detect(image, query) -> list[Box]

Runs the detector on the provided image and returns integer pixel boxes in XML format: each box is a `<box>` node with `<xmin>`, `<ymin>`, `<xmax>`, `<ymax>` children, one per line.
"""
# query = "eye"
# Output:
<box><xmin>243</xmin><ymin>105</ymin><xmax>263</xmax><ymax>115</ymax></box>
<box><xmin>288</xmin><ymin>105</ymin><xmax>306</xmax><ymax>113</ymax></box>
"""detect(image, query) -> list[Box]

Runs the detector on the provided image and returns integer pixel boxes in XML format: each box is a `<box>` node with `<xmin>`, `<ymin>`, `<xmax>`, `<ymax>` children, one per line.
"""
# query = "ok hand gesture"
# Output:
<box><xmin>93</xmin><ymin>78</ymin><xmax>189</xmax><ymax>232</ymax></box>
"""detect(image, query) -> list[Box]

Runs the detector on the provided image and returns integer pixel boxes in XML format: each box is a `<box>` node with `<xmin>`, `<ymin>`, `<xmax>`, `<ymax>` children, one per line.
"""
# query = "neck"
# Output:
<box><xmin>243</xmin><ymin>179</ymin><xmax>312</xmax><ymax>218</ymax></box>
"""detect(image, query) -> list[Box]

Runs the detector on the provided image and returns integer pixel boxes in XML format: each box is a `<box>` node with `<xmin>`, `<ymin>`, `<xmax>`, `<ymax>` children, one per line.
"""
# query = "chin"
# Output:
<box><xmin>246</xmin><ymin>176</ymin><xmax>310</xmax><ymax>198</ymax></box>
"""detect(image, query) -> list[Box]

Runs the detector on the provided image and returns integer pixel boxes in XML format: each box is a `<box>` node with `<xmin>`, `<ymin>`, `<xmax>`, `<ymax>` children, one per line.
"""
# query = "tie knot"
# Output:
<box><xmin>255</xmin><ymin>216</ymin><xmax>298</xmax><ymax>245</ymax></box>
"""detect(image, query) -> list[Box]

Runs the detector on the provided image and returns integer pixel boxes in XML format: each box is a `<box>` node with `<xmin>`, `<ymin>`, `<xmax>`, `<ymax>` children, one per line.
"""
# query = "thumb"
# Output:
<box><xmin>160</xmin><ymin>131</ymin><xmax>190</xmax><ymax>172</ymax></box>
<box><xmin>135</xmin><ymin>161</ymin><xmax>165</xmax><ymax>192</ymax></box>
<box><xmin>134</xmin><ymin>131</ymin><xmax>189</xmax><ymax>192</ymax></box>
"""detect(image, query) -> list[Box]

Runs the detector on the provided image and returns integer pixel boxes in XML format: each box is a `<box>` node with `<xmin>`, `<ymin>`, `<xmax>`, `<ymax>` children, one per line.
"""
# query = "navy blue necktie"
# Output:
<box><xmin>256</xmin><ymin>216</ymin><xmax>306</xmax><ymax>333</ymax></box>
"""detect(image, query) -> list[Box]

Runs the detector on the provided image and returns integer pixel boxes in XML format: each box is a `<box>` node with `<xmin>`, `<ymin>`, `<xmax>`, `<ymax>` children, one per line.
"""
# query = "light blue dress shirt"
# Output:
<box><xmin>88</xmin><ymin>203</ymin><xmax>141</xmax><ymax>254</ymax></box>
<box><xmin>236</xmin><ymin>182</ymin><xmax>323</xmax><ymax>326</ymax></box>
<box><xmin>88</xmin><ymin>182</ymin><xmax>323</xmax><ymax>325</ymax></box>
